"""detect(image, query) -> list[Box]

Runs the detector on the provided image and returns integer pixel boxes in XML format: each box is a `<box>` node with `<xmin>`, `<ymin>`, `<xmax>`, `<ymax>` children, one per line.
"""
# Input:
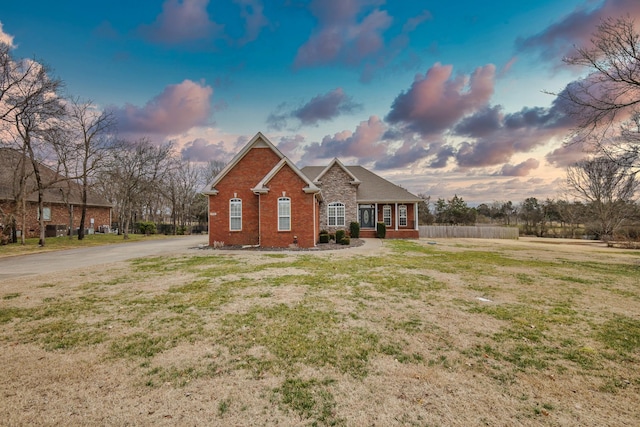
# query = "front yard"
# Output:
<box><xmin>1</xmin><ymin>238</ymin><xmax>639</xmax><ymax>425</ymax></box>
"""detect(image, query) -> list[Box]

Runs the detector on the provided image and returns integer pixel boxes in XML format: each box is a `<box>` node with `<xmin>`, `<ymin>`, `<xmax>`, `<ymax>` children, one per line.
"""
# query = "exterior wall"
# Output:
<box><xmin>258</xmin><ymin>164</ymin><xmax>317</xmax><ymax>248</ymax></box>
<box><xmin>0</xmin><ymin>200</ymin><xmax>111</xmax><ymax>238</ymax></box>
<box><xmin>208</xmin><ymin>147</ymin><xmax>281</xmax><ymax>247</ymax></box>
<box><xmin>317</xmin><ymin>164</ymin><xmax>357</xmax><ymax>233</ymax></box>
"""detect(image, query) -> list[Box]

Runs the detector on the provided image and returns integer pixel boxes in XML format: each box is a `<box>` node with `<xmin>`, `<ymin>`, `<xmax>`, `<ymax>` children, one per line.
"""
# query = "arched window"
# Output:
<box><xmin>327</xmin><ymin>202</ymin><xmax>345</xmax><ymax>227</ymax></box>
<box><xmin>229</xmin><ymin>198</ymin><xmax>242</xmax><ymax>231</ymax></box>
<box><xmin>399</xmin><ymin>205</ymin><xmax>407</xmax><ymax>227</ymax></box>
<box><xmin>383</xmin><ymin>205</ymin><xmax>392</xmax><ymax>227</ymax></box>
<box><xmin>278</xmin><ymin>197</ymin><xmax>291</xmax><ymax>231</ymax></box>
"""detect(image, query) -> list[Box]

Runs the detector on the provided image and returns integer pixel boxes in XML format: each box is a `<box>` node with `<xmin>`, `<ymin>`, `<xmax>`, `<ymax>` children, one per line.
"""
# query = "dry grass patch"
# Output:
<box><xmin>1</xmin><ymin>238</ymin><xmax>639</xmax><ymax>425</ymax></box>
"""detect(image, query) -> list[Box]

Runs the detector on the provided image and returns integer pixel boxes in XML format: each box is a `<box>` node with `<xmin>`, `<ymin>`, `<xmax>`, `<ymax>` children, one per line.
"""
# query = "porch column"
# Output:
<box><xmin>414</xmin><ymin>203</ymin><xmax>419</xmax><ymax>230</ymax></box>
<box><xmin>375</xmin><ymin>203</ymin><xmax>378</xmax><ymax>223</ymax></box>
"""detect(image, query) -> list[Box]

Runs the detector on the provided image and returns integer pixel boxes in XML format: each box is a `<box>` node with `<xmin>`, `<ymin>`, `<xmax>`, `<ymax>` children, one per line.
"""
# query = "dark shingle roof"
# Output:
<box><xmin>0</xmin><ymin>148</ymin><xmax>112</xmax><ymax>207</ymax></box>
<box><xmin>301</xmin><ymin>165</ymin><xmax>422</xmax><ymax>203</ymax></box>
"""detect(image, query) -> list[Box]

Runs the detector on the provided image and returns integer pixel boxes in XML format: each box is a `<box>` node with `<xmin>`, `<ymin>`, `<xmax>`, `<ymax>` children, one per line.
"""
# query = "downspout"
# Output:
<box><xmin>395</xmin><ymin>203</ymin><xmax>398</xmax><ymax>231</ymax></box>
<box><xmin>257</xmin><ymin>194</ymin><xmax>261</xmax><ymax>247</ymax></box>
<box><xmin>313</xmin><ymin>193</ymin><xmax>317</xmax><ymax>247</ymax></box>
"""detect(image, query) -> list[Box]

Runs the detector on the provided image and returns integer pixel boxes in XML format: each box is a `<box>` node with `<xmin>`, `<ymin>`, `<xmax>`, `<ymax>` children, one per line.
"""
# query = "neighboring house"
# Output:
<box><xmin>203</xmin><ymin>132</ymin><xmax>421</xmax><ymax>249</ymax></box>
<box><xmin>0</xmin><ymin>148</ymin><xmax>112</xmax><ymax>239</ymax></box>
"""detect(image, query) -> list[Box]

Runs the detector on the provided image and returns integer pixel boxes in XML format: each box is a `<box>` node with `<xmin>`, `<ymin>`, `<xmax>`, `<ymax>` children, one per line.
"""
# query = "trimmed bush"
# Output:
<box><xmin>376</xmin><ymin>222</ymin><xmax>386</xmax><ymax>239</ymax></box>
<box><xmin>341</xmin><ymin>236</ymin><xmax>350</xmax><ymax>245</ymax></box>
<box><xmin>319</xmin><ymin>231</ymin><xmax>330</xmax><ymax>244</ymax></box>
<box><xmin>335</xmin><ymin>229</ymin><xmax>346</xmax><ymax>243</ymax></box>
<box><xmin>136</xmin><ymin>221</ymin><xmax>157</xmax><ymax>235</ymax></box>
<box><xmin>350</xmin><ymin>222</ymin><xmax>360</xmax><ymax>238</ymax></box>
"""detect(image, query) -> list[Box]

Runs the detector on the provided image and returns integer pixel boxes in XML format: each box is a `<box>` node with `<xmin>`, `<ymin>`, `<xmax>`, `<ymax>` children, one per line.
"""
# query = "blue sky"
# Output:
<box><xmin>2</xmin><ymin>0</ymin><xmax>639</xmax><ymax>204</ymax></box>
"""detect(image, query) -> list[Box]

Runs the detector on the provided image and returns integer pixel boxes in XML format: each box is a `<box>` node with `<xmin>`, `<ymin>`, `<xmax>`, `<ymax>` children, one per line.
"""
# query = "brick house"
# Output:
<box><xmin>203</xmin><ymin>132</ymin><xmax>421</xmax><ymax>249</ymax></box>
<box><xmin>0</xmin><ymin>148</ymin><xmax>112</xmax><ymax>239</ymax></box>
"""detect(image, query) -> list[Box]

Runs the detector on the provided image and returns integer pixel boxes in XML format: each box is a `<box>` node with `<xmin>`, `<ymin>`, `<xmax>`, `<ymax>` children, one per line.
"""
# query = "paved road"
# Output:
<box><xmin>0</xmin><ymin>235</ymin><xmax>208</xmax><ymax>279</ymax></box>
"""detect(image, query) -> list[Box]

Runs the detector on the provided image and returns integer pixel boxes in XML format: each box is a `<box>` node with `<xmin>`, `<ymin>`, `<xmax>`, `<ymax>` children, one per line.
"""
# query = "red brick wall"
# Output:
<box><xmin>0</xmin><ymin>200</ymin><xmax>111</xmax><ymax>238</ymax></box>
<box><xmin>258</xmin><ymin>164</ymin><xmax>317</xmax><ymax>248</ymax></box>
<box><xmin>375</xmin><ymin>203</ymin><xmax>416</xmax><ymax>230</ymax></box>
<box><xmin>208</xmin><ymin>147</ymin><xmax>281</xmax><ymax>247</ymax></box>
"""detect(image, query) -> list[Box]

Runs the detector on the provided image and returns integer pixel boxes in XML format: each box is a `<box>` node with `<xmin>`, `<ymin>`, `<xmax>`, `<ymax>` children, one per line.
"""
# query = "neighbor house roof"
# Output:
<box><xmin>0</xmin><ymin>148</ymin><xmax>112</xmax><ymax>207</ymax></box>
<box><xmin>301</xmin><ymin>165</ymin><xmax>422</xmax><ymax>203</ymax></box>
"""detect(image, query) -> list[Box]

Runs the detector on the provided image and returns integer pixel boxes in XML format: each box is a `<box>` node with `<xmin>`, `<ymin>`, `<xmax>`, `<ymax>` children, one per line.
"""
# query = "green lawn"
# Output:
<box><xmin>1</xmin><ymin>238</ymin><xmax>639</xmax><ymax>426</ymax></box>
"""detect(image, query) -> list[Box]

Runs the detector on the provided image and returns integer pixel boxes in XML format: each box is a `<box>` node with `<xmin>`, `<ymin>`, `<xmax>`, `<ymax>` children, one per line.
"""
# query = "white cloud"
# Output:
<box><xmin>0</xmin><ymin>21</ymin><xmax>15</xmax><ymax>48</ymax></box>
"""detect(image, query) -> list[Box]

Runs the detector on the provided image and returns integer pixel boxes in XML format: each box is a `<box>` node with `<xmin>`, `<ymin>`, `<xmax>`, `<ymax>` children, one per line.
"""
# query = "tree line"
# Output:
<box><xmin>0</xmin><ymin>44</ymin><xmax>222</xmax><ymax>245</ymax></box>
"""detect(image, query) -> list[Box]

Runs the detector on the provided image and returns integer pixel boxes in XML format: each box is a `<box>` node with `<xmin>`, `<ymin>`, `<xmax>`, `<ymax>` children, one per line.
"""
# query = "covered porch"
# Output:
<box><xmin>358</xmin><ymin>202</ymin><xmax>419</xmax><ymax>239</ymax></box>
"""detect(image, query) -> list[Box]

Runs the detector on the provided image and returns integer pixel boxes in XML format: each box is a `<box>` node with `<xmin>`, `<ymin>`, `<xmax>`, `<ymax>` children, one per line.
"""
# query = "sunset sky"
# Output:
<box><xmin>2</xmin><ymin>0</ymin><xmax>640</xmax><ymax>204</ymax></box>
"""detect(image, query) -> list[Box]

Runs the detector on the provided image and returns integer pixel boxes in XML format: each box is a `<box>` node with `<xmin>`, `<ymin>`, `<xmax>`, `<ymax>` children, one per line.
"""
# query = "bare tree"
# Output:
<box><xmin>100</xmin><ymin>139</ymin><xmax>173</xmax><ymax>239</ymax></box>
<box><xmin>63</xmin><ymin>98</ymin><xmax>114</xmax><ymax>240</ymax></box>
<box><xmin>561</xmin><ymin>16</ymin><xmax>640</xmax><ymax>166</ymax></box>
<box><xmin>0</xmin><ymin>49</ymin><xmax>65</xmax><ymax>245</ymax></box>
<box><xmin>566</xmin><ymin>155</ymin><xmax>639</xmax><ymax>240</ymax></box>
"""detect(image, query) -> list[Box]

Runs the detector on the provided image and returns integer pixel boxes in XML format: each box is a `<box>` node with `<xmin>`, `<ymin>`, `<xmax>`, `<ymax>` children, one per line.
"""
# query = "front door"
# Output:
<box><xmin>359</xmin><ymin>206</ymin><xmax>375</xmax><ymax>228</ymax></box>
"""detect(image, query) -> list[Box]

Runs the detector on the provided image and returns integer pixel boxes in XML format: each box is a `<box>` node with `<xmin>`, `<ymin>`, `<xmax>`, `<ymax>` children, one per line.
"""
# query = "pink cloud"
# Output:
<box><xmin>301</xmin><ymin>115</ymin><xmax>387</xmax><ymax>164</ymax></box>
<box><xmin>114</xmin><ymin>79</ymin><xmax>213</xmax><ymax>137</ymax></box>
<box><xmin>0</xmin><ymin>21</ymin><xmax>15</xmax><ymax>48</ymax></box>
<box><xmin>292</xmin><ymin>88</ymin><xmax>362</xmax><ymax>125</ymax></box>
<box><xmin>517</xmin><ymin>0</ymin><xmax>640</xmax><ymax>62</ymax></box>
<box><xmin>499</xmin><ymin>158</ymin><xmax>540</xmax><ymax>176</ymax></box>
<box><xmin>180</xmin><ymin>138</ymin><xmax>233</xmax><ymax>162</ymax></box>
<box><xmin>386</xmin><ymin>63</ymin><xmax>496</xmax><ymax>135</ymax></box>
<box><xmin>294</xmin><ymin>0</ymin><xmax>391</xmax><ymax>68</ymax></box>
<box><xmin>139</xmin><ymin>0</ymin><xmax>223</xmax><ymax>45</ymax></box>
<box><xmin>545</xmin><ymin>142</ymin><xmax>590</xmax><ymax>168</ymax></box>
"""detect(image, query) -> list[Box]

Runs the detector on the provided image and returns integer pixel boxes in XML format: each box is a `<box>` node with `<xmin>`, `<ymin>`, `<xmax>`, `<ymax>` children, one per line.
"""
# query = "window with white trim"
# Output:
<box><xmin>229</xmin><ymin>198</ymin><xmax>242</xmax><ymax>231</ymax></box>
<box><xmin>327</xmin><ymin>202</ymin><xmax>345</xmax><ymax>227</ymax></box>
<box><xmin>278</xmin><ymin>197</ymin><xmax>291</xmax><ymax>231</ymax></box>
<box><xmin>37</xmin><ymin>207</ymin><xmax>51</xmax><ymax>221</ymax></box>
<box><xmin>383</xmin><ymin>205</ymin><xmax>392</xmax><ymax>227</ymax></box>
<box><xmin>399</xmin><ymin>205</ymin><xmax>407</xmax><ymax>227</ymax></box>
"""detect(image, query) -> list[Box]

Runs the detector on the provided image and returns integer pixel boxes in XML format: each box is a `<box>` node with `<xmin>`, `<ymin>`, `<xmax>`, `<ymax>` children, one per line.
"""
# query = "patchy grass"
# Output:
<box><xmin>1</xmin><ymin>237</ymin><xmax>639</xmax><ymax>425</ymax></box>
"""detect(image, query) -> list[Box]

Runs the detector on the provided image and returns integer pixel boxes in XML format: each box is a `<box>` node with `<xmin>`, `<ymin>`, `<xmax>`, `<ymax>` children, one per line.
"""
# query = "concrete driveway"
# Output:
<box><xmin>0</xmin><ymin>235</ymin><xmax>208</xmax><ymax>279</ymax></box>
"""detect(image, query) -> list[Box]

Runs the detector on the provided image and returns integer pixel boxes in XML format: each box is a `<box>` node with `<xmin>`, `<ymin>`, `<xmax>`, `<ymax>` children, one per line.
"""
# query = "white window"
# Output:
<box><xmin>399</xmin><ymin>205</ymin><xmax>407</xmax><ymax>227</ymax></box>
<box><xmin>383</xmin><ymin>205</ymin><xmax>392</xmax><ymax>227</ymax></box>
<box><xmin>229</xmin><ymin>198</ymin><xmax>242</xmax><ymax>231</ymax></box>
<box><xmin>37</xmin><ymin>207</ymin><xmax>51</xmax><ymax>221</ymax></box>
<box><xmin>278</xmin><ymin>197</ymin><xmax>291</xmax><ymax>231</ymax></box>
<box><xmin>327</xmin><ymin>202</ymin><xmax>345</xmax><ymax>227</ymax></box>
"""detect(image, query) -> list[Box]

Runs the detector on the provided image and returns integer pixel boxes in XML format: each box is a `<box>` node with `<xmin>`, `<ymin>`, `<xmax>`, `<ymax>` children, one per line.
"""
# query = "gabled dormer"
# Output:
<box><xmin>251</xmin><ymin>157</ymin><xmax>321</xmax><ymax>197</ymax></box>
<box><xmin>202</xmin><ymin>132</ymin><xmax>285</xmax><ymax>195</ymax></box>
<box><xmin>312</xmin><ymin>158</ymin><xmax>361</xmax><ymax>187</ymax></box>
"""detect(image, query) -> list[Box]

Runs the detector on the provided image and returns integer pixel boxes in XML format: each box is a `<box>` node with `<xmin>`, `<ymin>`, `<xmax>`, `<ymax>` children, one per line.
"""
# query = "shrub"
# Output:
<box><xmin>319</xmin><ymin>233</ymin><xmax>330</xmax><ymax>244</ymax></box>
<box><xmin>376</xmin><ymin>222</ymin><xmax>386</xmax><ymax>239</ymax></box>
<box><xmin>350</xmin><ymin>222</ymin><xmax>360</xmax><ymax>238</ymax></box>
<box><xmin>335</xmin><ymin>229</ymin><xmax>346</xmax><ymax>243</ymax></box>
<box><xmin>136</xmin><ymin>221</ymin><xmax>157</xmax><ymax>235</ymax></box>
<box><xmin>341</xmin><ymin>236</ymin><xmax>350</xmax><ymax>245</ymax></box>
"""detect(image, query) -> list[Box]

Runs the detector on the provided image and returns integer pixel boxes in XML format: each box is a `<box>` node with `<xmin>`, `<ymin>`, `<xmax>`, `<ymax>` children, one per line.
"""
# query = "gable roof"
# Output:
<box><xmin>301</xmin><ymin>164</ymin><xmax>422</xmax><ymax>203</ymax></box>
<box><xmin>251</xmin><ymin>157</ymin><xmax>321</xmax><ymax>195</ymax></box>
<box><xmin>311</xmin><ymin>158</ymin><xmax>361</xmax><ymax>186</ymax></box>
<box><xmin>202</xmin><ymin>132</ymin><xmax>285</xmax><ymax>195</ymax></box>
<box><xmin>0</xmin><ymin>148</ymin><xmax>112</xmax><ymax>207</ymax></box>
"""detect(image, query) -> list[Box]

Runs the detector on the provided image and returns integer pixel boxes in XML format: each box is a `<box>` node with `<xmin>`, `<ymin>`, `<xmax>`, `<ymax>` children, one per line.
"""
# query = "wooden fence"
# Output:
<box><xmin>419</xmin><ymin>225</ymin><xmax>519</xmax><ymax>239</ymax></box>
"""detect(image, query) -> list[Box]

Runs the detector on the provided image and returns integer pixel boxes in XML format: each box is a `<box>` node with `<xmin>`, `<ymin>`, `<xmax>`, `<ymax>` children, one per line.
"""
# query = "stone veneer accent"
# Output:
<box><xmin>317</xmin><ymin>164</ymin><xmax>358</xmax><ymax>232</ymax></box>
